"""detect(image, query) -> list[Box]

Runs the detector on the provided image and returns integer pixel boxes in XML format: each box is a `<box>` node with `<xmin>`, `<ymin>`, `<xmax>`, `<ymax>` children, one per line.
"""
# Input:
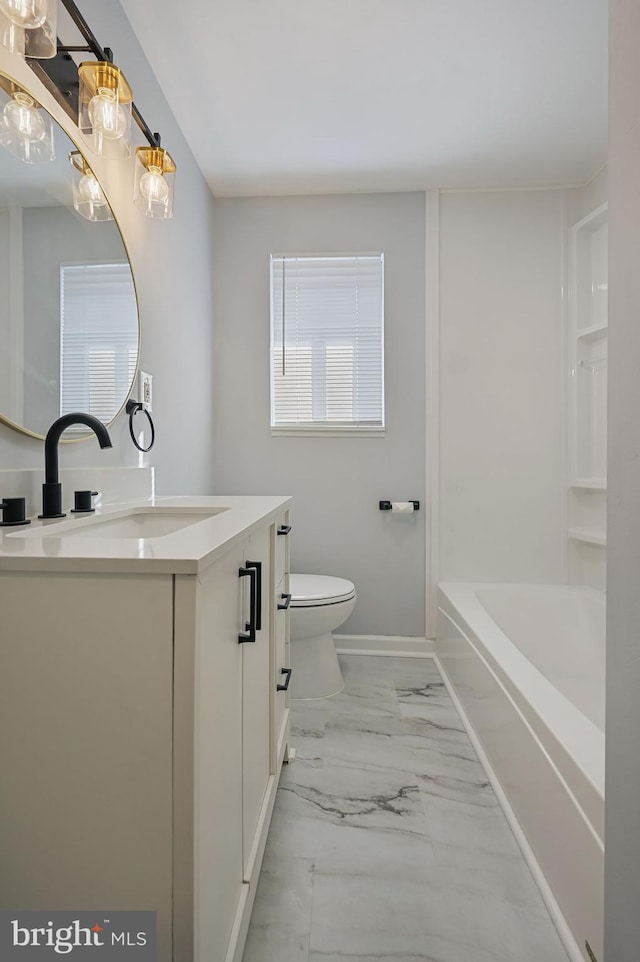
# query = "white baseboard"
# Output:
<box><xmin>433</xmin><ymin>653</ymin><xmax>585</xmax><ymax>962</ymax></box>
<box><xmin>334</xmin><ymin>634</ymin><xmax>434</xmax><ymax>657</ymax></box>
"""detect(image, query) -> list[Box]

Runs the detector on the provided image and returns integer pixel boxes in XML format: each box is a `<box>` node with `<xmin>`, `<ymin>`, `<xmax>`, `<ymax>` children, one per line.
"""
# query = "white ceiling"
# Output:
<box><xmin>120</xmin><ymin>0</ymin><xmax>608</xmax><ymax>197</ymax></box>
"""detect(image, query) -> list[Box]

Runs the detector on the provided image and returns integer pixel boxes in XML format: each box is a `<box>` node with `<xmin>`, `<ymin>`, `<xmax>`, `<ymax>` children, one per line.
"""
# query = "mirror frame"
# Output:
<box><xmin>0</xmin><ymin>66</ymin><xmax>141</xmax><ymax>442</ymax></box>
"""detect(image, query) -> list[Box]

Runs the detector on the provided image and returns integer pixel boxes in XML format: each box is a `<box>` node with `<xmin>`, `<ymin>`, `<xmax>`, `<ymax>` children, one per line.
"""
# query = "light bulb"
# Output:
<box><xmin>3</xmin><ymin>92</ymin><xmax>45</xmax><ymax>141</ymax></box>
<box><xmin>88</xmin><ymin>88</ymin><xmax>127</xmax><ymax>141</ymax></box>
<box><xmin>0</xmin><ymin>0</ymin><xmax>47</xmax><ymax>28</ymax></box>
<box><xmin>139</xmin><ymin>166</ymin><xmax>169</xmax><ymax>205</ymax></box>
<box><xmin>78</xmin><ymin>172</ymin><xmax>107</xmax><ymax>206</ymax></box>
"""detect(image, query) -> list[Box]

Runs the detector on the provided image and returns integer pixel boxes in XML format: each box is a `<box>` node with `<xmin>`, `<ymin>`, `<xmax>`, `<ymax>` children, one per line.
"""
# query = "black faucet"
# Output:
<box><xmin>39</xmin><ymin>413</ymin><xmax>113</xmax><ymax>519</ymax></box>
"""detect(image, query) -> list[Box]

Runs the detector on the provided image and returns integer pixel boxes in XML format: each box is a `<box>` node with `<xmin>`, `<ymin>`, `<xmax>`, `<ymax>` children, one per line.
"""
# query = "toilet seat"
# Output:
<box><xmin>290</xmin><ymin>573</ymin><xmax>356</xmax><ymax>608</ymax></box>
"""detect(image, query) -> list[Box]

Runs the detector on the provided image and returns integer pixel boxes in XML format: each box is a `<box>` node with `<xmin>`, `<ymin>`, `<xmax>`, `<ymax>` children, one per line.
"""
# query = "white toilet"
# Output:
<box><xmin>289</xmin><ymin>573</ymin><xmax>357</xmax><ymax>699</ymax></box>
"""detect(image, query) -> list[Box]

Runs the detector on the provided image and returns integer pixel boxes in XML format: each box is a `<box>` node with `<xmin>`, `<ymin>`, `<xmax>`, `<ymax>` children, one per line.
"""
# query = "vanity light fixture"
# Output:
<box><xmin>8</xmin><ymin>0</ymin><xmax>179</xmax><ymax>216</ymax></box>
<box><xmin>0</xmin><ymin>75</ymin><xmax>54</xmax><ymax>163</ymax></box>
<box><xmin>78</xmin><ymin>60</ymin><xmax>133</xmax><ymax>159</ymax></box>
<box><xmin>69</xmin><ymin>150</ymin><xmax>113</xmax><ymax>222</ymax></box>
<box><xmin>0</xmin><ymin>0</ymin><xmax>57</xmax><ymax>59</ymax></box>
<box><xmin>134</xmin><ymin>138</ymin><xmax>176</xmax><ymax>220</ymax></box>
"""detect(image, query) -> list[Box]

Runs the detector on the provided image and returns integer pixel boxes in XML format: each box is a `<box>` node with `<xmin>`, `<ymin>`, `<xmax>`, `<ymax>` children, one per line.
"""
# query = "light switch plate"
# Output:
<box><xmin>139</xmin><ymin>371</ymin><xmax>152</xmax><ymax>412</ymax></box>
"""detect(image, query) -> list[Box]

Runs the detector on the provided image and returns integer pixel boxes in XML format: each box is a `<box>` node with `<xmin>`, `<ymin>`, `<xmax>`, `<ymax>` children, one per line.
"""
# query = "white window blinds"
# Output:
<box><xmin>60</xmin><ymin>262</ymin><xmax>138</xmax><ymax>424</ymax></box>
<box><xmin>270</xmin><ymin>254</ymin><xmax>384</xmax><ymax>431</ymax></box>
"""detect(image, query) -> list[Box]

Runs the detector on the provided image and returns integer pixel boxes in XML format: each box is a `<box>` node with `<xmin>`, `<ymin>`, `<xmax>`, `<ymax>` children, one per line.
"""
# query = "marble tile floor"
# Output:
<box><xmin>243</xmin><ymin>655</ymin><xmax>569</xmax><ymax>962</ymax></box>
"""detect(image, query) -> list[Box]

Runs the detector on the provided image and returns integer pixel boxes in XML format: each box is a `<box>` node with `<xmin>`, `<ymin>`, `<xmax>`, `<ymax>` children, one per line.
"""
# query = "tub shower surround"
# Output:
<box><xmin>243</xmin><ymin>655</ymin><xmax>569</xmax><ymax>962</ymax></box>
<box><xmin>437</xmin><ymin>584</ymin><xmax>604</xmax><ymax>962</ymax></box>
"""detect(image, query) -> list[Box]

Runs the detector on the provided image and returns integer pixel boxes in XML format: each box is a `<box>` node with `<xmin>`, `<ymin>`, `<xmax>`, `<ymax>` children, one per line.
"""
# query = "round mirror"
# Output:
<box><xmin>0</xmin><ymin>71</ymin><xmax>139</xmax><ymax>440</ymax></box>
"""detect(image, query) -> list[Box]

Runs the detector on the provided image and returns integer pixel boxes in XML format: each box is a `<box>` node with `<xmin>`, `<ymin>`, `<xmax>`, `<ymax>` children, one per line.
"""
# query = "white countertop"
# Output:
<box><xmin>0</xmin><ymin>495</ymin><xmax>292</xmax><ymax>575</ymax></box>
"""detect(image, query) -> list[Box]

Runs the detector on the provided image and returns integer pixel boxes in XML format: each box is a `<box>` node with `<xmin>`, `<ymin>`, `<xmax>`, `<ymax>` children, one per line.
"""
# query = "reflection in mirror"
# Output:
<box><xmin>0</xmin><ymin>75</ymin><xmax>55</xmax><ymax>164</ymax></box>
<box><xmin>0</xmin><ymin>71</ymin><xmax>139</xmax><ymax>439</ymax></box>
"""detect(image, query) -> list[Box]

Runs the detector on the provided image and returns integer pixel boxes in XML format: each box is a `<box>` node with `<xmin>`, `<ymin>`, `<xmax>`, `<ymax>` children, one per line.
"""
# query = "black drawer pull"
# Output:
<box><xmin>277</xmin><ymin>524</ymin><xmax>292</xmax><ymax>536</ymax></box>
<box><xmin>245</xmin><ymin>560</ymin><xmax>262</xmax><ymax>630</ymax></box>
<box><xmin>277</xmin><ymin>667</ymin><xmax>292</xmax><ymax>691</ymax></box>
<box><xmin>238</xmin><ymin>566</ymin><xmax>256</xmax><ymax>643</ymax></box>
<box><xmin>277</xmin><ymin>592</ymin><xmax>292</xmax><ymax>610</ymax></box>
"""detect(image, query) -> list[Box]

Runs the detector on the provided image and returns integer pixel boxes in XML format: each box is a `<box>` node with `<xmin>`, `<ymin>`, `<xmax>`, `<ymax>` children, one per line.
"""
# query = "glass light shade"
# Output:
<box><xmin>0</xmin><ymin>80</ymin><xmax>54</xmax><ymax>163</ymax></box>
<box><xmin>69</xmin><ymin>150</ymin><xmax>114</xmax><ymax>222</ymax></box>
<box><xmin>78</xmin><ymin>62</ymin><xmax>133</xmax><ymax>159</ymax></box>
<box><xmin>134</xmin><ymin>145</ymin><xmax>176</xmax><ymax>219</ymax></box>
<box><xmin>0</xmin><ymin>0</ymin><xmax>57</xmax><ymax>59</ymax></box>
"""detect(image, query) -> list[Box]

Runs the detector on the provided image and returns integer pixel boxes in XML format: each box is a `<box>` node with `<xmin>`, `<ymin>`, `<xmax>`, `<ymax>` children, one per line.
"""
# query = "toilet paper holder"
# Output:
<box><xmin>379</xmin><ymin>500</ymin><xmax>420</xmax><ymax>511</ymax></box>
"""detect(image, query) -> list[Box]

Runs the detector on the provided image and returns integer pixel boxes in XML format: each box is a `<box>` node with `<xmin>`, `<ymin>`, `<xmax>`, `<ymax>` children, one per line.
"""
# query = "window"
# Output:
<box><xmin>270</xmin><ymin>254</ymin><xmax>384</xmax><ymax>433</ymax></box>
<box><xmin>60</xmin><ymin>262</ymin><xmax>138</xmax><ymax>424</ymax></box>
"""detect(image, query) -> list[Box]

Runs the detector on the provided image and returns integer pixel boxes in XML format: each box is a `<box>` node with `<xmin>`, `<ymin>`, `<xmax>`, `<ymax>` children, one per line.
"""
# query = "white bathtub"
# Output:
<box><xmin>437</xmin><ymin>582</ymin><xmax>604</xmax><ymax>962</ymax></box>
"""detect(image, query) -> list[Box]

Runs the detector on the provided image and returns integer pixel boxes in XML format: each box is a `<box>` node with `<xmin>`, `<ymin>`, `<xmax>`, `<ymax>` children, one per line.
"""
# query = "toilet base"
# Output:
<box><xmin>291</xmin><ymin>630</ymin><xmax>345</xmax><ymax>700</ymax></box>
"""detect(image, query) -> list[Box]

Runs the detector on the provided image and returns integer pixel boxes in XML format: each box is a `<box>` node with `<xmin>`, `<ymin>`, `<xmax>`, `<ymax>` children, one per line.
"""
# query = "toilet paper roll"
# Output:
<box><xmin>390</xmin><ymin>502</ymin><xmax>415</xmax><ymax>513</ymax></box>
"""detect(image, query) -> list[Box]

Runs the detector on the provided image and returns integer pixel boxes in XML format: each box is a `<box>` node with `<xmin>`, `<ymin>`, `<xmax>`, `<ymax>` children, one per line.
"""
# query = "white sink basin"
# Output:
<box><xmin>66</xmin><ymin>510</ymin><xmax>226</xmax><ymax>540</ymax></box>
<box><xmin>10</xmin><ymin>507</ymin><xmax>229</xmax><ymax>540</ymax></box>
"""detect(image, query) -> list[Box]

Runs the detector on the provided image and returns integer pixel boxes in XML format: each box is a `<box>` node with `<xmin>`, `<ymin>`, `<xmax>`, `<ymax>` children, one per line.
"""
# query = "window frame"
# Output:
<box><xmin>269</xmin><ymin>252</ymin><xmax>386</xmax><ymax>438</ymax></box>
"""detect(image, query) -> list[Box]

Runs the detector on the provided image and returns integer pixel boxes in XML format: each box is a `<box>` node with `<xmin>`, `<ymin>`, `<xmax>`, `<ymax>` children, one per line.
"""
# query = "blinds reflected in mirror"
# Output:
<box><xmin>270</xmin><ymin>254</ymin><xmax>384</xmax><ymax>430</ymax></box>
<box><xmin>60</xmin><ymin>262</ymin><xmax>138</xmax><ymax>426</ymax></box>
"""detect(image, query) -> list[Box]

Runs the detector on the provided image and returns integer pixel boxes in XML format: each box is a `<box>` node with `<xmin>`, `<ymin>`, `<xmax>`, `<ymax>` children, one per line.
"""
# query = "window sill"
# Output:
<box><xmin>271</xmin><ymin>426</ymin><xmax>386</xmax><ymax>439</ymax></box>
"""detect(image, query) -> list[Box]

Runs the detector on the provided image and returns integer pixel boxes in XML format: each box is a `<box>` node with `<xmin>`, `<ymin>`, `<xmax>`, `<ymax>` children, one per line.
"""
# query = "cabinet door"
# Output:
<box><xmin>272</xmin><ymin>510</ymin><xmax>291</xmax><ymax>771</ymax></box>
<box><xmin>273</xmin><ymin>571</ymin><xmax>291</xmax><ymax>766</ymax></box>
<box><xmin>242</xmin><ymin>524</ymin><xmax>272</xmax><ymax>881</ymax></box>
<box><xmin>190</xmin><ymin>546</ymin><xmax>245</xmax><ymax>962</ymax></box>
<box><xmin>0</xmin><ymin>572</ymin><xmax>174</xmax><ymax>961</ymax></box>
<box><xmin>273</xmin><ymin>509</ymin><xmax>291</xmax><ymax>588</ymax></box>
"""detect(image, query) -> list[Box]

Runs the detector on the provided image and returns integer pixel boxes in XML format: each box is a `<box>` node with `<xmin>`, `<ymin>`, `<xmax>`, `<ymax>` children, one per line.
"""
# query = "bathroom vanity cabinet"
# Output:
<box><xmin>0</xmin><ymin>496</ymin><xmax>291</xmax><ymax>962</ymax></box>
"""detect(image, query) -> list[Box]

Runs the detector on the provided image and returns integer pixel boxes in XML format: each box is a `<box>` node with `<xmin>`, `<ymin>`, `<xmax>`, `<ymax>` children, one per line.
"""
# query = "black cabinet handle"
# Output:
<box><xmin>277</xmin><ymin>524</ymin><xmax>292</xmax><ymax>536</ymax></box>
<box><xmin>277</xmin><ymin>667</ymin><xmax>292</xmax><ymax>691</ymax></box>
<box><xmin>277</xmin><ymin>592</ymin><xmax>292</xmax><ymax>610</ymax></box>
<box><xmin>238</xmin><ymin>566</ymin><xmax>257</xmax><ymax>643</ymax></box>
<box><xmin>245</xmin><ymin>560</ymin><xmax>262</xmax><ymax>630</ymax></box>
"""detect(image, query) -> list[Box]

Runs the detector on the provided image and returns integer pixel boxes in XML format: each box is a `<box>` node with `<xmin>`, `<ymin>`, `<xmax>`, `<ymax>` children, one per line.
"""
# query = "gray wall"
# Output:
<box><xmin>212</xmin><ymin>193</ymin><xmax>426</xmax><ymax>637</ymax></box>
<box><xmin>605</xmin><ymin>2</ymin><xmax>640</xmax><ymax>959</ymax></box>
<box><xmin>0</xmin><ymin>0</ymin><xmax>216</xmax><ymax>495</ymax></box>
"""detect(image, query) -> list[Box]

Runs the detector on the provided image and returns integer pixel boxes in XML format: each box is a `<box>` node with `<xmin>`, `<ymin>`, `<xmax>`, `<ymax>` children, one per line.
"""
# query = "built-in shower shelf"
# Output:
<box><xmin>571</xmin><ymin>479</ymin><xmax>607</xmax><ymax>491</ymax></box>
<box><xmin>577</xmin><ymin>321</ymin><xmax>608</xmax><ymax>341</ymax></box>
<box><xmin>569</xmin><ymin>202</ymin><xmax>608</xmax><ymax>496</ymax></box>
<box><xmin>566</xmin><ymin>203</ymin><xmax>608</xmax><ymax>591</ymax></box>
<box><xmin>568</xmin><ymin>527</ymin><xmax>607</xmax><ymax>547</ymax></box>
